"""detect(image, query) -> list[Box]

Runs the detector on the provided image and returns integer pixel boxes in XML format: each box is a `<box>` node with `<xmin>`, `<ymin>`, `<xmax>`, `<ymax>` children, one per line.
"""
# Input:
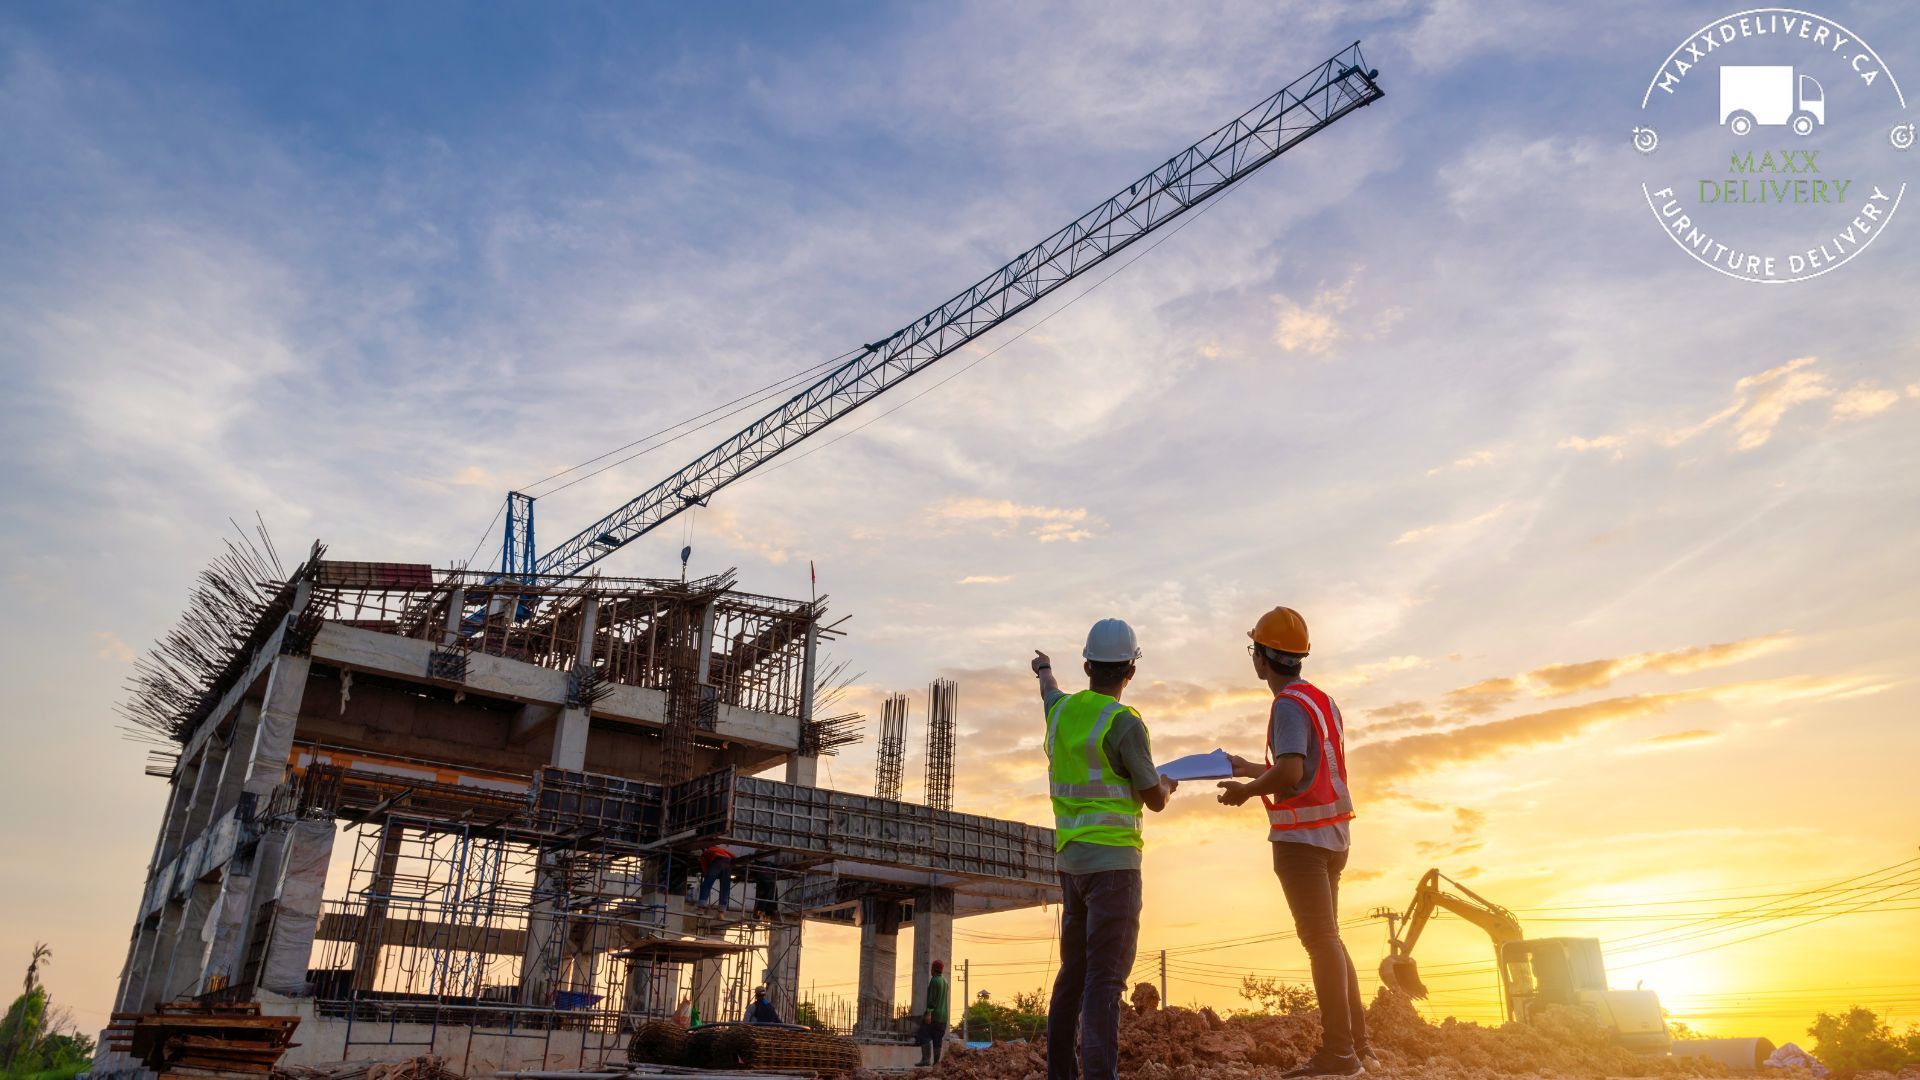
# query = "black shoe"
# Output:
<box><xmin>1283</xmin><ymin>1053</ymin><xmax>1365</xmax><ymax>1078</ymax></box>
<box><xmin>1354</xmin><ymin>1045</ymin><xmax>1379</xmax><ymax>1068</ymax></box>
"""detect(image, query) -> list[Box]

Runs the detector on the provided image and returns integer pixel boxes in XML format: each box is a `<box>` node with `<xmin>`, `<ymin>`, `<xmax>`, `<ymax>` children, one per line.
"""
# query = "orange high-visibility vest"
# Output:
<box><xmin>1262</xmin><ymin>680</ymin><xmax>1355</xmax><ymax>832</ymax></box>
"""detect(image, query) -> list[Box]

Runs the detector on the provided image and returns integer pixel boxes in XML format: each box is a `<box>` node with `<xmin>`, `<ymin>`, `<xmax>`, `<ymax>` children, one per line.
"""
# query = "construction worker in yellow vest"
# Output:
<box><xmin>1032</xmin><ymin>618</ymin><xmax>1176</xmax><ymax>1080</ymax></box>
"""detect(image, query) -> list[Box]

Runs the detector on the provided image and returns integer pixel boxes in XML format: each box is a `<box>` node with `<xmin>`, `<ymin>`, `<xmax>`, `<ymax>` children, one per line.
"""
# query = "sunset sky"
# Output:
<box><xmin>2</xmin><ymin>0</ymin><xmax>1917</xmax><ymax>1052</ymax></box>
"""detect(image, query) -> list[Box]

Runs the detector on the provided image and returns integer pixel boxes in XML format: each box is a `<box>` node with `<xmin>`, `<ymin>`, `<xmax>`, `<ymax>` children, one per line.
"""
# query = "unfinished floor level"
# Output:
<box><xmin>98</xmin><ymin>554</ymin><xmax>1058</xmax><ymax>1076</ymax></box>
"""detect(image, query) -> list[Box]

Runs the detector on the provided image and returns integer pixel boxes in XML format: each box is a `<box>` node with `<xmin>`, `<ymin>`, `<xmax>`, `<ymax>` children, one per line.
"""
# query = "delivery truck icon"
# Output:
<box><xmin>1720</xmin><ymin>66</ymin><xmax>1826</xmax><ymax>136</ymax></box>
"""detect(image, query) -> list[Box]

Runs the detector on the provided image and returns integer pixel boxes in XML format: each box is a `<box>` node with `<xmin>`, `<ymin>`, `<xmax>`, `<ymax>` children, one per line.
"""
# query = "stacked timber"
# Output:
<box><xmin>106</xmin><ymin>1001</ymin><xmax>300</xmax><ymax>1077</ymax></box>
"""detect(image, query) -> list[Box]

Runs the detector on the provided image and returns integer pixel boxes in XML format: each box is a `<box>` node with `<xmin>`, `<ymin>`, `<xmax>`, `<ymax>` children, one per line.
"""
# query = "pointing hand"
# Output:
<box><xmin>1032</xmin><ymin>650</ymin><xmax>1052</xmax><ymax>675</ymax></box>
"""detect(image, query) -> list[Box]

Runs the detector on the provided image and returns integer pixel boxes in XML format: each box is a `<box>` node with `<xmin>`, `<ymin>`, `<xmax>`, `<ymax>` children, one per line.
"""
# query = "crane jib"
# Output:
<box><xmin>524</xmin><ymin>44</ymin><xmax>1382</xmax><ymax>580</ymax></box>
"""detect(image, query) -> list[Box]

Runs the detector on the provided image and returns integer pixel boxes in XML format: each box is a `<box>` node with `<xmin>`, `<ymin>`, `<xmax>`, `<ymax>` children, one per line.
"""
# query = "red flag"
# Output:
<box><xmin>810</xmin><ymin>560</ymin><xmax>816</xmax><ymax>588</ymax></box>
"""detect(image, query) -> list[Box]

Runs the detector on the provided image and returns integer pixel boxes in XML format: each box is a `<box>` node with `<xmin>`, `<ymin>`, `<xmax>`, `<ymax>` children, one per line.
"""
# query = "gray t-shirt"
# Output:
<box><xmin>1043</xmin><ymin>687</ymin><xmax>1160</xmax><ymax>875</ymax></box>
<box><xmin>1267</xmin><ymin>685</ymin><xmax>1351</xmax><ymax>852</ymax></box>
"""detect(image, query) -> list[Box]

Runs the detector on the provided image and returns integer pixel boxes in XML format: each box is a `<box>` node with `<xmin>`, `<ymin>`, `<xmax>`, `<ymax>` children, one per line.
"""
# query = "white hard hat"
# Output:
<box><xmin>1083</xmin><ymin>618</ymin><xmax>1142</xmax><ymax>663</ymax></box>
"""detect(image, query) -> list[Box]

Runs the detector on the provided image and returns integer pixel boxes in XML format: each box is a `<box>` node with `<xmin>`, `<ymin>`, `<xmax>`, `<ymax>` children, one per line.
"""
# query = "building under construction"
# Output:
<box><xmin>95</xmin><ymin>42</ymin><xmax>1387</xmax><ymax>1078</ymax></box>
<box><xmin>99</xmin><ymin>548</ymin><xmax>1057</xmax><ymax>1074</ymax></box>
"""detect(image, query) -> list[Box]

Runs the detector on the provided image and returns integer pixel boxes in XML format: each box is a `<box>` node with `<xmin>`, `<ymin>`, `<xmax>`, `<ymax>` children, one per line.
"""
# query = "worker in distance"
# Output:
<box><xmin>1216</xmin><ymin>606</ymin><xmax>1370</xmax><ymax>1077</ymax></box>
<box><xmin>1032</xmin><ymin>619</ymin><xmax>1177</xmax><ymax>1080</ymax></box>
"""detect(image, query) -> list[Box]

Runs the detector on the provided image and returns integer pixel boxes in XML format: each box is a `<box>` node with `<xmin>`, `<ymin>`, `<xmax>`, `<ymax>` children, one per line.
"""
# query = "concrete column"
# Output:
<box><xmin>216</xmin><ymin>701</ymin><xmax>263</xmax><ymax>808</ymax></box>
<box><xmin>143</xmin><ymin>902</ymin><xmax>185</xmax><ymax>1009</ymax></box>
<box><xmin>857</xmin><ymin>898</ymin><xmax>902</xmax><ymax>1034</ymax></box>
<box><xmin>691</xmin><ymin>956</ymin><xmax>725</xmax><ymax>1023</ymax></box>
<box><xmin>158</xmin><ymin>878</ymin><xmax>220</xmax><ymax>1002</ymax></box>
<box><xmin>179</xmin><ymin>742</ymin><xmax>227</xmax><ymax>851</ymax></box>
<box><xmin>520</xmin><ymin>854</ymin><xmax>566</xmax><ymax>1006</ymax></box>
<box><xmin>158</xmin><ymin>753</ymin><xmax>207</xmax><ymax>866</ymax></box>
<box><xmin>784</xmin><ymin>754</ymin><xmax>819</xmax><ymax>787</ymax></box>
<box><xmin>121</xmin><ymin>914</ymin><xmax>167</xmax><ymax>1011</ymax></box>
<box><xmin>695</xmin><ymin>602</ymin><xmax>716</xmax><ymax>684</ymax></box>
<box><xmin>784</xmin><ymin>615</ymin><xmax>820</xmax><ymax>788</ymax></box>
<box><xmin>766</xmin><ymin>919</ymin><xmax>803</xmax><ymax>1026</ymax></box>
<box><xmin>243</xmin><ymin>653</ymin><xmax>312</xmax><ymax>796</ymax></box>
<box><xmin>202</xmin><ymin>861</ymin><xmax>255</xmax><ymax>992</ymax></box>
<box><xmin>351</xmin><ymin>822</ymin><xmax>405</xmax><ymax>992</ymax></box>
<box><xmin>257</xmin><ymin>817</ymin><xmax>335</xmax><ymax>996</ymax></box>
<box><xmin>910</xmin><ymin>888</ymin><xmax>956</xmax><ymax>1018</ymax></box>
<box><xmin>551</xmin><ymin>596</ymin><xmax>599</xmax><ymax>772</ymax></box>
<box><xmin>441</xmin><ymin>585</ymin><xmax>467</xmax><ymax>646</ymax></box>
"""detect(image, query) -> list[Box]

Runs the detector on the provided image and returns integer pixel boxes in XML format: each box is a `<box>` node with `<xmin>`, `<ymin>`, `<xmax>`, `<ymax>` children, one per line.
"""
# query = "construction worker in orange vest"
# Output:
<box><xmin>1216</xmin><ymin>607</ymin><xmax>1370</xmax><ymax>1077</ymax></box>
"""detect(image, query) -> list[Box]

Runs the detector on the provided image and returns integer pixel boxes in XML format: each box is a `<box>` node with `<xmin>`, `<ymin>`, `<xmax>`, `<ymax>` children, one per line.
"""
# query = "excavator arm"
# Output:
<box><xmin>1378</xmin><ymin>868</ymin><xmax>1524</xmax><ymax>999</ymax></box>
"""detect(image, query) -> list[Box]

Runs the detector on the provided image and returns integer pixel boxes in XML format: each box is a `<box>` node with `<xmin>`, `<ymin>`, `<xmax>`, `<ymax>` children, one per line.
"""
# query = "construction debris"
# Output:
<box><xmin>106</xmin><ymin>1000</ymin><xmax>300</xmax><ymax>1077</ymax></box>
<box><xmin>910</xmin><ymin>992</ymin><xmax>1750</xmax><ymax>1080</ymax></box>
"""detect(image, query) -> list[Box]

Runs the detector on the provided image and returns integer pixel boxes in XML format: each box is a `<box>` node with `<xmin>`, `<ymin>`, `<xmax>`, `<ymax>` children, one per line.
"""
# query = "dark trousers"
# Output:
<box><xmin>916</xmin><ymin>1019</ymin><xmax>947</xmax><ymax>1062</ymax></box>
<box><xmin>1047</xmin><ymin>869</ymin><xmax>1141</xmax><ymax>1080</ymax></box>
<box><xmin>1272</xmin><ymin>842</ymin><xmax>1367</xmax><ymax>1058</ymax></box>
<box><xmin>698</xmin><ymin>856</ymin><xmax>734</xmax><ymax>907</ymax></box>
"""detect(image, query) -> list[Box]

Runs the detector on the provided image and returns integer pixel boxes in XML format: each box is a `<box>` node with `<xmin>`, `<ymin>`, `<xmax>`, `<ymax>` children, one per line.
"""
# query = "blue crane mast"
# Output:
<box><xmin>499</xmin><ymin>43</ymin><xmax>1381</xmax><ymax>582</ymax></box>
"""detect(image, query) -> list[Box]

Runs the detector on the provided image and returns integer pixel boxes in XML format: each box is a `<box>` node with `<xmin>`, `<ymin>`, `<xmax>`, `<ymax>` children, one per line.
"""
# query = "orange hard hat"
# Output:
<box><xmin>1249</xmin><ymin>606</ymin><xmax>1310</xmax><ymax>656</ymax></box>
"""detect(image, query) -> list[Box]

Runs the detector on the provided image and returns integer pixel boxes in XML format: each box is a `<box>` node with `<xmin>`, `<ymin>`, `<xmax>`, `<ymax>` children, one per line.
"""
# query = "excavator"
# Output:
<box><xmin>1375</xmin><ymin>868</ymin><xmax>1672</xmax><ymax>1053</ymax></box>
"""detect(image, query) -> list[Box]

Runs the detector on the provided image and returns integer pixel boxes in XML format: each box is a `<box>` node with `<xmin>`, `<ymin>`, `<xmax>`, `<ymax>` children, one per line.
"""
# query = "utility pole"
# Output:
<box><xmin>1159</xmin><ymin>950</ymin><xmax>1167</xmax><ymax>1007</ymax></box>
<box><xmin>961</xmin><ymin>959</ymin><xmax>970</xmax><ymax>1044</ymax></box>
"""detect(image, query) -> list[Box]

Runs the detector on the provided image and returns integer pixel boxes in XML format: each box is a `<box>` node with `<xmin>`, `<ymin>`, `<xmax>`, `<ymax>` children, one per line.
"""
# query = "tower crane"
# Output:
<box><xmin>492</xmin><ymin>44</ymin><xmax>1382</xmax><ymax>583</ymax></box>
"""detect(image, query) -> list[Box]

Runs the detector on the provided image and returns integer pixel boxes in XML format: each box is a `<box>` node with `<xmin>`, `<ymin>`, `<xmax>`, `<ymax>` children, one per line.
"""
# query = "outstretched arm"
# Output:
<box><xmin>1032</xmin><ymin>650</ymin><xmax>1061</xmax><ymax>701</ymax></box>
<box><xmin>1217</xmin><ymin>756</ymin><xmax>1304</xmax><ymax>806</ymax></box>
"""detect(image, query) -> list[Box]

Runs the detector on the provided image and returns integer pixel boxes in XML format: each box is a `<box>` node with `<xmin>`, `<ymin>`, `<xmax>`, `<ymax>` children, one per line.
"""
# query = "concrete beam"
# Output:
<box><xmin>309</xmin><ymin>622</ymin><xmax>800</xmax><ymax>752</ymax></box>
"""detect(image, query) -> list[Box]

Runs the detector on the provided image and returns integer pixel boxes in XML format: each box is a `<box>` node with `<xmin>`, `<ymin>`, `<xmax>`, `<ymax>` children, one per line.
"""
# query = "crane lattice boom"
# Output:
<box><xmin>523</xmin><ymin>44</ymin><xmax>1382</xmax><ymax>580</ymax></box>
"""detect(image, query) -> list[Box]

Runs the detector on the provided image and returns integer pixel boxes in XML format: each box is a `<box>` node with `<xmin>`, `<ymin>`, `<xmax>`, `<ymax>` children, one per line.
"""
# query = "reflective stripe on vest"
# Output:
<box><xmin>1046</xmin><ymin>690</ymin><xmax>1145</xmax><ymax>851</ymax></box>
<box><xmin>1262</xmin><ymin>680</ymin><xmax>1356</xmax><ymax>831</ymax></box>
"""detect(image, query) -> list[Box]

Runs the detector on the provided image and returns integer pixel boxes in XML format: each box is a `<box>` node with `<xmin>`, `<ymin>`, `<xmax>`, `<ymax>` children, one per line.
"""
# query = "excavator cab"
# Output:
<box><xmin>1499</xmin><ymin>937</ymin><xmax>1670</xmax><ymax>1053</ymax></box>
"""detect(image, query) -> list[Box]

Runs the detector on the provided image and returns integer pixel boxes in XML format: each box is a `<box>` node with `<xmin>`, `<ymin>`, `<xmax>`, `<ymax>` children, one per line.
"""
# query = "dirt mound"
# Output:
<box><xmin>920</xmin><ymin>991</ymin><xmax>1734</xmax><ymax>1079</ymax></box>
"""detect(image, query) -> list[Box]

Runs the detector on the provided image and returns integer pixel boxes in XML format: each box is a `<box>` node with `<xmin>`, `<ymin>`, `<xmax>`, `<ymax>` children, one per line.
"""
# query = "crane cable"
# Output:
<box><xmin>740</xmin><ymin>167</ymin><xmax>1258</xmax><ymax>486</ymax></box>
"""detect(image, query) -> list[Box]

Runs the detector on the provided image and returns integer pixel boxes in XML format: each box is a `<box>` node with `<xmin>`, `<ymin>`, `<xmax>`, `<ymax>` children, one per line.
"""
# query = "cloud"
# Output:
<box><xmin>1524</xmin><ymin>634</ymin><xmax>1793</xmax><ymax>696</ymax></box>
<box><xmin>1354</xmin><ymin>673</ymin><xmax>1890</xmax><ymax>796</ymax></box>
<box><xmin>931</xmin><ymin>496</ymin><xmax>1099</xmax><ymax>543</ymax></box>
<box><xmin>1320</xmin><ymin>655</ymin><xmax>1430</xmax><ymax>690</ymax></box>
<box><xmin>1415</xmin><ymin>805</ymin><xmax>1489</xmax><ymax>858</ymax></box>
<box><xmin>1269</xmin><ymin>267</ymin><xmax>1402</xmax><ymax>356</ymax></box>
<box><xmin>958</xmin><ymin>574</ymin><xmax>1013</xmax><ymax>585</ymax></box>
<box><xmin>1443</xmin><ymin>676</ymin><xmax>1522</xmax><ymax>715</ymax></box>
<box><xmin>1393</xmin><ymin>503</ymin><xmax>1509</xmax><ymax>546</ymax></box>
<box><xmin>1563</xmin><ymin>359</ymin><xmax>1912</xmax><ymax>461</ymax></box>
<box><xmin>1831</xmin><ymin>383</ymin><xmax>1903</xmax><ymax>419</ymax></box>
<box><xmin>91</xmin><ymin>631</ymin><xmax>136</xmax><ymax>664</ymax></box>
<box><xmin>1627</xmin><ymin>728</ymin><xmax>1724</xmax><ymax>752</ymax></box>
<box><xmin>1437</xmin><ymin>634</ymin><xmax>1792</xmax><ymax>717</ymax></box>
<box><xmin>1665</xmin><ymin>356</ymin><xmax>1831</xmax><ymax>451</ymax></box>
<box><xmin>1558</xmin><ymin>434</ymin><xmax>1626</xmax><ymax>459</ymax></box>
<box><xmin>1427</xmin><ymin>446</ymin><xmax>1503</xmax><ymax>477</ymax></box>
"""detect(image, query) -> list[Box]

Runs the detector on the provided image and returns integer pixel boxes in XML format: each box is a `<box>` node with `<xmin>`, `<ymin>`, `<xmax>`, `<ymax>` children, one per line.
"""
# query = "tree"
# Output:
<box><xmin>20</xmin><ymin>948</ymin><xmax>47</xmax><ymax>998</ymax></box>
<box><xmin>1234</xmin><ymin>975</ymin><xmax>1317</xmax><ymax>1017</ymax></box>
<box><xmin>1808</xmin><ymin>1006</ymin><xmax>1920</xmax><ymax>1077</ymax></box>
<box><xmin>962</xmin><ymin>988</ymin><xmax>1049</xmax><ymax>1043</ymax></box>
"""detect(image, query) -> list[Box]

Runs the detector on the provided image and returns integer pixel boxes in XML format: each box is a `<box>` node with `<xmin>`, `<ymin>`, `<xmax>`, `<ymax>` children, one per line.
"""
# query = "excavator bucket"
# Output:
<box><xmin>1379</xmin><ymin>955</ymin><xmax>1429</xmax><ymax>998</ymax></box>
